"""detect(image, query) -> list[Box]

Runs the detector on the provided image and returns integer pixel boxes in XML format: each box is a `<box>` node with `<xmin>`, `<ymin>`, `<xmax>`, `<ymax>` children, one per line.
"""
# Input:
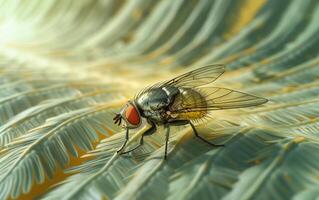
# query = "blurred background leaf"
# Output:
<box><xmin>0</xmin><ymin>0</ymin><xmax>318</xmax><ymax>199</ymax></box>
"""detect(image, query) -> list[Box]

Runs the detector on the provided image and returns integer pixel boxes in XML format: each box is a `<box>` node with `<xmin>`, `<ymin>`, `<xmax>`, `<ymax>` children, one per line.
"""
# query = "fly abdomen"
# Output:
<box><xmin>169</xmin><ymin>88</ymin><xmax>207</xmax><ymax>120</ymax></box>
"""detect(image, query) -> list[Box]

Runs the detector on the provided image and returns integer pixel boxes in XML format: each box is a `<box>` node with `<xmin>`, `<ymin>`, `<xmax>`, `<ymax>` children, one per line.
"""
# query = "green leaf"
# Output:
<box><xmin>1</xmin><ymin>0</ymin><xmax>319</xmax><ymax>199</ymax></box>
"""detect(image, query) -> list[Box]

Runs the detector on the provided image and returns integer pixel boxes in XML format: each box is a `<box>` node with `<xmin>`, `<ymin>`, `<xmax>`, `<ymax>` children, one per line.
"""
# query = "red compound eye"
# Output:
<box><xmin>125</xmin><ymin>104</ymin><xmax>140</xmax><ymax>126</ymax></box>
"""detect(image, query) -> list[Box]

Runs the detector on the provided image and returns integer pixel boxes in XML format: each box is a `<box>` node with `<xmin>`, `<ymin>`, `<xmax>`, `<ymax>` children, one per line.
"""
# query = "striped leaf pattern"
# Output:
<box><xmin>0</xmin><ymin>0</ymin><xmax>318</xmax><ymax>199</ymax></box>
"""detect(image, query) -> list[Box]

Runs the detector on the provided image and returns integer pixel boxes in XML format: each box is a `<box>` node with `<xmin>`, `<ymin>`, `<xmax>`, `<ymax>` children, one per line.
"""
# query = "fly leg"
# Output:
<box><xmin>120</xmin><ymin>136</ymin><xmax>144</xmax><ymax>154</ymax></box>
<box><xmin>164</xmin><ymin>124</ymin><xmax>170</xmax><ymax>160</ymax></box>
<box><xmin>189</xmin><ymin>121</ymin><xmax>224</xmax><ymax>147</ymax></box>
<box><xmin>117</xmin><ymin>128</ymin><xmax>129</xmax><ymax>153</ymax></box>
<box><xmin>168</xmin><ymin>120</ymin><xmax>224</xmax><ymax>147</ymax></box>
<box><xmin>120</xmin><ymin>122</ymin><xmax>157</xmax><ymax>154</ymax></box>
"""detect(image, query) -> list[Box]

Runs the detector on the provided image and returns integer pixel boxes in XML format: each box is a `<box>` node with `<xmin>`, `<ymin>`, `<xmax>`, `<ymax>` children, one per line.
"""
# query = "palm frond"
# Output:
<box><xmin>0</xmin><ymin>0</ymin><xmax>319</xmax><ymax>199</ymax></box>
<box><xmin>43</xmin><ymin>125</ymin><xmax>160</xmax><ymax>200</ymax></box>
<box><xmin>225</xmin><ymin>140</ymin><xmax>319</xmax><ymax>200</ymax></box>
<box><xmin>0</xmin><ymin>91</ymin><xmax>123</xmax><ymax>146</ymax></box>
<box><xmin>0</xmin><ymin>101</ymin><xmax>124</xmax><ymax>199</ymax></box>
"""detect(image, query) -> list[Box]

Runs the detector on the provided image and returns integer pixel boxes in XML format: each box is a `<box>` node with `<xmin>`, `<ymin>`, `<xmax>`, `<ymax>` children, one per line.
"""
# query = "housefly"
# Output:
<box><xmin>113</xmin><ymin>64</ymin><xmax>268</xmax><ymax>159</ymax></box>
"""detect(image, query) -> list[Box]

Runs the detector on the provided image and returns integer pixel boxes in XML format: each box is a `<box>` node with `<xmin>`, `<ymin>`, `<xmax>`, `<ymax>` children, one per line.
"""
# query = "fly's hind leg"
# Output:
<box><xmin>189</xmin><ymin>121</ymin><xmax>224</xmax><ymax>147</ymax></box>
<box><xmin>120</xmin><ymin>121</ymin><xmax>157</xmax><ymax>155</ymax></box>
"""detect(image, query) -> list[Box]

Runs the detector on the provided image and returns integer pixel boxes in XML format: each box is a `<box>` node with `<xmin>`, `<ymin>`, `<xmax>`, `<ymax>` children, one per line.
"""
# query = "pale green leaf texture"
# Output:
<box><xmin>0</xmin><ymin>0</ymin><xmax>319</xmax><ymax>200</ymax></box>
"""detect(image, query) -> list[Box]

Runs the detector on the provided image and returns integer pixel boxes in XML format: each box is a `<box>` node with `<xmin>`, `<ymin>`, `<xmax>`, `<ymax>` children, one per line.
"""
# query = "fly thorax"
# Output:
<box><xmin>162</xmin><ymin>86</ymin><xmax>179</xmax><ymax>99</ymax></box>
<box><xmin>136</xmin><ymin>88</ymin><xmax>169</xmax><ymax>111</ymax></box>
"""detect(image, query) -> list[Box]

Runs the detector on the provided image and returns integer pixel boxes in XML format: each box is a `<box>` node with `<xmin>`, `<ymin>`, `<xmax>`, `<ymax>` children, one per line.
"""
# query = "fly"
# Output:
<box><xmin>113</xmin><ymin>64</ymin><xmax>268</xmax><ymax>159</ymax></box>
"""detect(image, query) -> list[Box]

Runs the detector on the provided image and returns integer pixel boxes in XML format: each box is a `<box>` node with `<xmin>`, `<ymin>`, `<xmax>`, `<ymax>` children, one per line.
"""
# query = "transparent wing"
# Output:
<box><xmin>162</xmin><ymin>64</ymin><xmax>225</xmax><ymax>88</ymax></box>
<box><xmin>172</xmin><ymin>87</ymin><xmax>268</xmax><ymax>113</ymax></box>
<box><xmin>135</xmin><ymin>64</ymin><xmax>225</xmax><ymax>99</ymax></box>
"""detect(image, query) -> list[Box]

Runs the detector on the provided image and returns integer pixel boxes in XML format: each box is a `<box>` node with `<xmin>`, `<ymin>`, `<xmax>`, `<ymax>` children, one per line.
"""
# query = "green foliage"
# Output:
<box><xmin>0</xmin><ymin>0</ymin><xmax>319</xmax><ymax>200</ymax></box>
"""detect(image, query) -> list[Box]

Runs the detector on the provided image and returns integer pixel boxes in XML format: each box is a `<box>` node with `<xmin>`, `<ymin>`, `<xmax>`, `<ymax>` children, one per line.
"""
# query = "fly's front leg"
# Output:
<box><xmin>121</xmin><ymin>121</ymin><xmax>157</xmax><ymax>155</ymax></box>
<box><xmin>117</xmin><ymin>128</ymin><xmax>129</xmax><ymax>154</ymax></box>
<box><xmin>120</xmin><ymin>135</ymin><xmax>144</xmax><ymax>155</ymax></box>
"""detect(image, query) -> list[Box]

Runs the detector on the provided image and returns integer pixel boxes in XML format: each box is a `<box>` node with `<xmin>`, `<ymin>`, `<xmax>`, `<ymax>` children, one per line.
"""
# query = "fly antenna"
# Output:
<box><xmin>113</xmin><ymin>113</ymin><xmax>122</xmax><ymax>126</ymax></box>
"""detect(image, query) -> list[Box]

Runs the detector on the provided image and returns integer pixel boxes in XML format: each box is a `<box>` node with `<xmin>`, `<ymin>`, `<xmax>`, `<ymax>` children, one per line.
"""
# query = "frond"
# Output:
<box><xmin>168</xmin><ymin>151</ymin><xmax>239</xmax><ymax>200</ymax></box>
<box><xmin>0</xmin><ymin>85</ymin><xmax>80</xmax><ymax>124</ymax></box>
<box><xmin>1</xmin><ymin>0</ymin><xmax>319</xmax><ymax>199</ymax></box>
<box><xmin>0</xmin><ymin>91</ymin><xmax>124</xmax><ymax>146</ymax></box>
<box><xmin>43</xmin><ymin>127</ymin><xmax>163</xmax><ymax>200</ymax></box>
<box><xmin>0</xmin><ymin>101</ymin><xmax>124</xmax><ymax>199</ymax></box>
<box><xmin>224</xmin><ymin>140</ymin><xmax>319</xmax><ymax>200</ymax></box>
<box><xmin>0</xmin><ymin>82</ymin><xmax>113</xmax><ymax>125</ymax></box>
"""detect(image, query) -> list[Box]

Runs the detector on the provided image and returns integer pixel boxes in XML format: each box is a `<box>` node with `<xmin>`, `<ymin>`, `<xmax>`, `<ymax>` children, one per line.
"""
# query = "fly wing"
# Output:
<box><xmin>203</xmin><ymin>87</ymin><xmax>268</xmax><ymax>110</ymax></box>
<box><xmin>172</xmin><ymin>87</ymin><xmax>268</xmax><ymax>113</ymax></box>
<box><xmin>162</xmin><ymin>64</ymin><xmax>225</xmax><ymax>88</ymax></box>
